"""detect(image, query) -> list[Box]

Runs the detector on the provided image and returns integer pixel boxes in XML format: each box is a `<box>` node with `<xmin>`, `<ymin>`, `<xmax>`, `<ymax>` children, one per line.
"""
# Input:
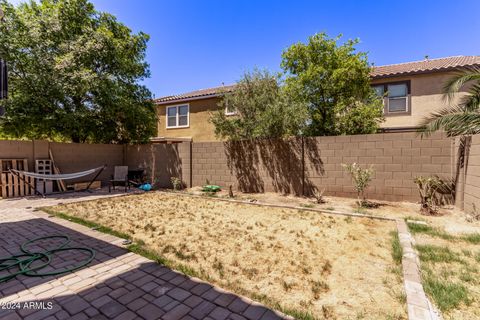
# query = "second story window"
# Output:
<box><xmin>166</xmin><ymin>104</ymin><xmax>189</xmax><ymax>128</ymax></box>
<box><xmin>373</xmin><ymin>81</ymin><xmax>410</xmax><ymax>115</ymax></box>
<box><xmin>225</xmin><ymin>103</ymin><xmax>236</xmax><ymax>116</ymax></box>
<box><xmin>387</xmin><ymin>83</ymin><xmax>408</xmax><ymax>113</ymax></box>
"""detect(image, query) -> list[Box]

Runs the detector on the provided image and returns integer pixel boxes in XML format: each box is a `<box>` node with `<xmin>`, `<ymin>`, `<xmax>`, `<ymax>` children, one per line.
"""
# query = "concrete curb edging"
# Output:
<box><xmin>396</xmin><ymin>220</ymin><xmax>441</xmax><ymax>320</ymax></box>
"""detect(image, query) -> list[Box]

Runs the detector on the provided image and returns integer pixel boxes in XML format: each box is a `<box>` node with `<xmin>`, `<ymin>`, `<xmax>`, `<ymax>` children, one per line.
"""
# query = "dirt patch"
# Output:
<box><xmin>50</xmin><ymin>192</ymin><xmax>406</xmax><ymax>319</ymax></box>
<box><xmin>184</xmin><ymin>188</ymin><xmax>480</xmax><ymax>235</ymax></box>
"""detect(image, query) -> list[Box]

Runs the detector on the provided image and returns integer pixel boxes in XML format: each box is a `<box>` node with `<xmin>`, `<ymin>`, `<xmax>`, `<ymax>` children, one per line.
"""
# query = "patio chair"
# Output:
<box><xmin>109</xmin><ymin>166</ymin><xmax>130</xmax><ymax>192</ymax></box>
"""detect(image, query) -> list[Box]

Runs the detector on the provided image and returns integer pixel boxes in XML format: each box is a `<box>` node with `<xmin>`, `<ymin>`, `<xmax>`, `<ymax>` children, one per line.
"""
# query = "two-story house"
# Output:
<box><xmin>153</xmin><ymin>56</ymin><xmax>480</xmax><ymax>142</ymax></box>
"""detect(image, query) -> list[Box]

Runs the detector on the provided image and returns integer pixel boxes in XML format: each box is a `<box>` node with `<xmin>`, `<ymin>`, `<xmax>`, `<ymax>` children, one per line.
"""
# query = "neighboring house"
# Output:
<box><xmin>154</xmin><ymin>56</ymin><xmax>480</xmax><ymax>142</ymax></box>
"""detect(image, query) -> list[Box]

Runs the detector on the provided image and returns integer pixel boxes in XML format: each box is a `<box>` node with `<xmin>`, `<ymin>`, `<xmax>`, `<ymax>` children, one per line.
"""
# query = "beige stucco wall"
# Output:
<box><xmin>156</xmin><ymin>71</ymin><xmax>465</xmax><ymax>141</ymax></box>
<box><xmin>156</xmin><ymin>97</ymin><xmax>220</xmax><ymax>142</ymax></box>
<box><xmin>372</xmin><ymin>71</ymin><xmax>464</xmax><ymax>129</ymax></box>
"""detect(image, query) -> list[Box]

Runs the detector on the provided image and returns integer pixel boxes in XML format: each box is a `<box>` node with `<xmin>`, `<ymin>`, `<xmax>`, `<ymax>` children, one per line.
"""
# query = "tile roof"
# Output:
<box><xmin>155</xmin><ymin>84</ymin><xmax>236</xmax><ymax>104</ymax></box>
<box><xmin>155</xmin><ymin>56</ymin><xmax>480</xmax><ymax>104</ymax></box>
<box><xmin>371</xmin><ymin>55</ymin><xmax>480</xmax><ymax>78</ymax></box>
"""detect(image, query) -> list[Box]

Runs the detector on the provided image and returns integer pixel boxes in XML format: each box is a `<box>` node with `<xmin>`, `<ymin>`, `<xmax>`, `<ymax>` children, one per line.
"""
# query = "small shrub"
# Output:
<box><xmin>312</xmin><ymin>188</ymin><xmax>326</xmax><ymax>204</ymax></box>
<box><xmin>413</xmin><ymin>175</ymin><xmax>455</xmax><ymax>215</ymax></box>
<box><xmin>170</xmin><ymin>177</ymin><xmax>184</xmax><ymax>191</ymax></box>
<box><xmin>342</xmin><ymin>163</ymin><xmax>374</xmax><ymax>207</ymax></box>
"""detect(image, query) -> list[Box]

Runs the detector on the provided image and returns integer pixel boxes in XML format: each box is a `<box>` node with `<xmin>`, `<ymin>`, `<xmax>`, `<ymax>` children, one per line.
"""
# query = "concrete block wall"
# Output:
<box><xmin>192</xmin><ymin>138</ymin><xmax>305</xmax><ymax>195</ymax></box>
<box><xmin>305</xmin><ymin>132</ymin><xmax>454</xmax><ymax>202</ymax></box>
<box><xmin>0</xmin><ymin>140</ymin><xmax>124</xmax><ymax>183</ymax></box>
<box><xmin>190</xmin><ymin>132</ymin><xmax>455</xmax><ymax>202</ymax></box>
<box><xmin>0</xmin><ymin>140</ymin><xmax>48</xmax><ymax>171</ymax></box>
<box><xmin>126</xmin><ymin>143</ymin><xmax>183</xmax><ymax>188</ymax></box>
<box><xmin>192</xmin><ymin>142</ymin><xmax>236</xmax><ymax>190</ymax></box>
<box><xmin>464</xmin><ymin>135</ymin><xmax>480</xmax><ymax>215</ymax></box>
<box><xmin>177</xmin><ymin>142</ymin><xmax>192</xmax><ymax>188</ymax></box>
<box><xmin>50</xmin><ymin>142</ymin><xmax>124</xmax><ymax>182</ymax></box>
<box><xmin>3</xmin><ymin>132</ymin><xmax>478</xmax><ymax>211</ymax></box>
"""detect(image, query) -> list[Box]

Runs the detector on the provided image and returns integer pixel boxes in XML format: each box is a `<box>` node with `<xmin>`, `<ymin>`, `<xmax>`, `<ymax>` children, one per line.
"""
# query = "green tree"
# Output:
<box><xmin>0</xmin><ymin>0</ymin><xmax>156</xmax><ymax>143</ymax></box>
<box><xmin>281</xmin><ymin>32</ymin><xmax>384</xmax><ymax>136</ymax></box>
<box><xmin>210</xmin><ymin>69</ymin><xmax>308</xmax><ymax>140</ymax></box>
<box><xmin>419</xmin><ymin>67</ymin><xmax>480</xmax><ymax>137</ymax></box>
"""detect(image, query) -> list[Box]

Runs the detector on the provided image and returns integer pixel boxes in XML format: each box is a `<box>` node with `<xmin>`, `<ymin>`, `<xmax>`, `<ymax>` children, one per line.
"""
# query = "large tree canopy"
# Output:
<box><xmin>0</xmin><ymin>0</ymin><xmax>156</xmax><ymax>143</ymax></box>
<box><xmin>210</xmin><ymin>69</ymin><xmax>308</xmax><ymax>141</ymax></box>
<box><xmin>281</xmin><ymin>33</ymin><xmax>384</xmax><ymax>136</ymax></box>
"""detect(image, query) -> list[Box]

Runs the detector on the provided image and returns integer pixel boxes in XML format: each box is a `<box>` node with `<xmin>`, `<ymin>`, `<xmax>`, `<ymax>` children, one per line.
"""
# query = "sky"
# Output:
<box><xmin>7</xmin><ymin>0</ymin><xmax>480</xmax><ymax>98</ymax></box>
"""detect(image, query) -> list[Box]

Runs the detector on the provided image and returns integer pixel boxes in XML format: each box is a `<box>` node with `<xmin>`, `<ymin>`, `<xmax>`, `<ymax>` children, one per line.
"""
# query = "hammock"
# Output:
<box><xmin>10</xmin><ymin>167</ymin><xmax>104</xmax><ymax>181</ymax></box>
<box><xmin>9</xmin><ymin>165</ymin><xmax>106</xmax><ymax>197</ymax></box>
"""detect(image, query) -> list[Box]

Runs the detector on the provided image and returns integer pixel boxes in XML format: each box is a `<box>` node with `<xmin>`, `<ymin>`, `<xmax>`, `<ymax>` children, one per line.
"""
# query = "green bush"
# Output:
<box><xmin>342</xmin><ymin>163</ymin><xmax>374</xmax><ymax>207</ymax></box>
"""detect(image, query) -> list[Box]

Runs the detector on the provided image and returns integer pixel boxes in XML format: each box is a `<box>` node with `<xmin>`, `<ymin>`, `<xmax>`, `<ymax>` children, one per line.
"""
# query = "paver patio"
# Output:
<box><xmin>0</xmin><ymin>191</ymin><xmax>290</xmax><ymax>320</ymax></box>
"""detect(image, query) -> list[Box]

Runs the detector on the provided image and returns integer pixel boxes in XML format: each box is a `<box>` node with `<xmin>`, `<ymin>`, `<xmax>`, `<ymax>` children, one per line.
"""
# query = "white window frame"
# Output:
<box><xmin>225</xmin><ymin>103</ymin><xmax>237</xmax><ymax>116</ymax></box>
<box><xmin>166</xmin><ymin>104</ymin><xmax>190</xmax><ymax>129</ymax></box>
<box><xmin>386</xmin><ymin>83</ymin><xmax>409</xmax><ymax>114</ymax></box>
<box><xmin>372</xmin><ymin>81</ymin><xmax>410</xmax><ymax>115</ymax></box>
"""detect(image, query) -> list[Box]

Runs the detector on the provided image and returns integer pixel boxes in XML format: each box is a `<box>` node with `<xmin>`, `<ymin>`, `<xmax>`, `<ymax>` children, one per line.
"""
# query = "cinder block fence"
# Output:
<box><xmin>0</xmin><ymin>132</ymin><xmax>479</xmax><ymax>215</ymax></box>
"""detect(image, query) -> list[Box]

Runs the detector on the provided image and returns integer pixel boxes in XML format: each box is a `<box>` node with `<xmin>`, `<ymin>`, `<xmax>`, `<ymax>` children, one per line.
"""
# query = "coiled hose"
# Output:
<box><xmin>0</xmin><ymin>235</ymin><xmax>96</xmax><ymax>283</ymax></box>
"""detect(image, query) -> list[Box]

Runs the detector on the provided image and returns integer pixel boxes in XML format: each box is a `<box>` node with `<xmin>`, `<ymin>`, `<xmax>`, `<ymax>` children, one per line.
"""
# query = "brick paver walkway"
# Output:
<box><xmin>0</xmin><ymin>191</ymin><xmax>290</xmax><ymax>320</ymax></box>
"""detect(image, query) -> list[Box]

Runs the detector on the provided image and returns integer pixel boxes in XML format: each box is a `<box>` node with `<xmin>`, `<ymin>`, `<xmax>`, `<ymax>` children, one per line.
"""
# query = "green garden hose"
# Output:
<box><xmin>0</xmin><ymin>235</ymin><xmax>96</xmax><ymax>283</ymax></box>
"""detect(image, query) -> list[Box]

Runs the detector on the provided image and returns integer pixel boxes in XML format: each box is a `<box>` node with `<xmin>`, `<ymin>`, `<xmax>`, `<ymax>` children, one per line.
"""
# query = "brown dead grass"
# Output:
<box><xmin>190</xmin><ymin>188</ymin><xmax>480</xmax><ymax>236</ymax></box>
<box><xmin>50</xmin><ymin>192</ymin><xmax>406</xmax><ymax>319</ymax></box>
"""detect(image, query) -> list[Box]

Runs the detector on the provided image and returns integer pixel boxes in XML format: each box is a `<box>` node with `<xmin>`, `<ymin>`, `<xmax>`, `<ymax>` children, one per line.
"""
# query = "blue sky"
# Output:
<box><xmin>7</xmin><ymin>0</ymin><xmax>480</xmax><ymax>97</ymax></box>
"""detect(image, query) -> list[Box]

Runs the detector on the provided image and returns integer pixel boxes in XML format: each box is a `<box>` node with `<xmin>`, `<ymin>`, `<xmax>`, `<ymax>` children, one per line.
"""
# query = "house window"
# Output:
<box><xmin>372</xmin><ymin>81</ymin><xmax>410</xmax><ymax>115</ymax></box>
<box><xmin>166</xmin><ymin>104</ymin><xmax>189</xmax><ymax>128</ymax></box>
<box><xmin>225</xmin><ymin>103</ymin><xmax>236</xmax><ymax>116</ymax></box>
<box><xmin>387</xmin><ymin>83</ymin><xmax>408</xmax><ymax>113</ymax></box>
<box><xmin>373</xmin><ymin>85</ymin><xmax>385</xmax><ymax>97</ymax></box>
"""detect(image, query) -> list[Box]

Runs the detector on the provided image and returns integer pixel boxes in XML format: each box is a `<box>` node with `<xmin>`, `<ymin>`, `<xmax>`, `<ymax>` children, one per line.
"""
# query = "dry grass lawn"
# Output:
<box><xmin>408</xmin><ymin>222</ymin><xmax>480</xmax><ymax>320</ymax></box>
<box><xmin>49</xmin><ymin>192</ymin><xmax>406</xmax><ymax>319</ymax></box>
<box><xmin>188</xmin><ymin>188</ymin><xmax>480</xmax><ymax>235</ymax></box>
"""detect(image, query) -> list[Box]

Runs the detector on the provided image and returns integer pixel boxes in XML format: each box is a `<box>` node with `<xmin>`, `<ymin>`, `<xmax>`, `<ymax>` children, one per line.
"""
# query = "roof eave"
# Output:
<box><xmin>154</xmin><ymin>93</ymin><xmax>223</xmax><ymax>105</ymax></box>
<box><xmin>371</xmin><ymin>65</ymin><xmax>479</xmax><ymax>80</ymax></box>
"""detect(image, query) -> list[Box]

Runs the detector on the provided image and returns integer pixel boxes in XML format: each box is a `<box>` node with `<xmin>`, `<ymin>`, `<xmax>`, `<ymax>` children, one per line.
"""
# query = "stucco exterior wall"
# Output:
<box><xmin>372</xmin><ymin>71</ymin><xmax>465</xmax><ymax>129</ymax></box>
<box><xmin>156</xmin><ymin>97</ymin><xmax>220</xmax><ymax>142</ymax></box>
<box><xmin>156</xmin><ymin>71</ymin><xmax>464</xmax><ymax>141</ymax></box>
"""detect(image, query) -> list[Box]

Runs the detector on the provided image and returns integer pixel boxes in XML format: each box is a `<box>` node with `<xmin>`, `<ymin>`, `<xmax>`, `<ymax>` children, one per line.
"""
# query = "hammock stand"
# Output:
<box><xmin>9</xmin><ymin>165</ymin><xmax>106</xmax><ymax>197</ymax></box>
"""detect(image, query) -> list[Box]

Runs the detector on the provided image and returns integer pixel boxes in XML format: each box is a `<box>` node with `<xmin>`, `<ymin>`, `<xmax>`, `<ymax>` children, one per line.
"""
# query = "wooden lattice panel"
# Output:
<box><xmin>0</xmin><ymin>159</ymin><xmax>34</xmax><ymax>198</ymax></box>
